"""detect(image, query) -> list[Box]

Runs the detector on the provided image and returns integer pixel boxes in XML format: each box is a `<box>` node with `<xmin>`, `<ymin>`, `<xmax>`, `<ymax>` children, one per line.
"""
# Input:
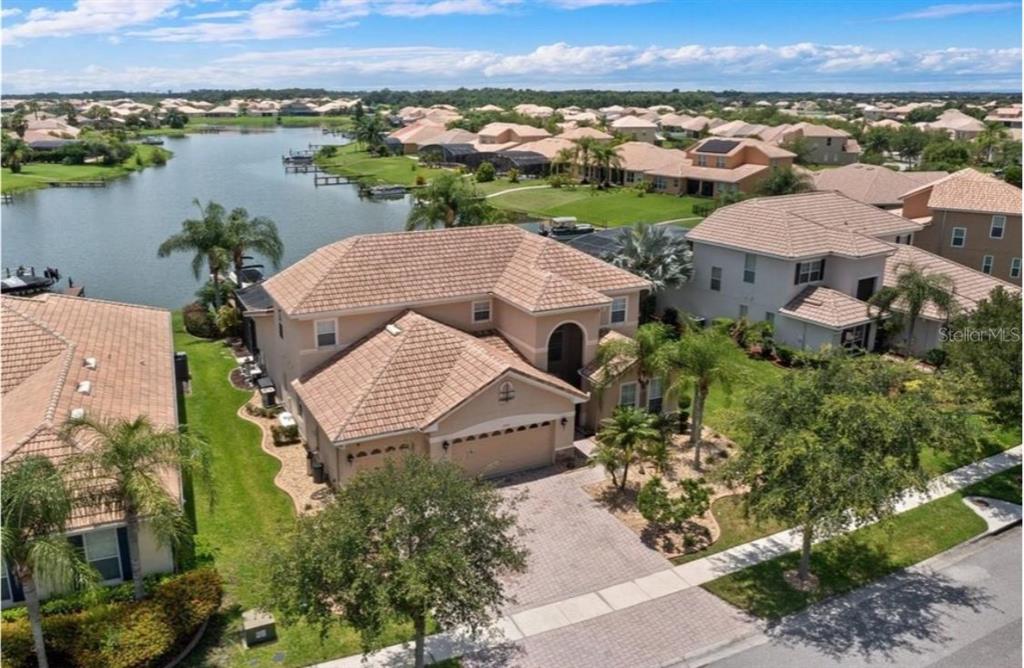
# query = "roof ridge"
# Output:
<box><xmin>8</xmin><ymin>292</ymin><xmax>171</xmax><ymax>314</ymax></box>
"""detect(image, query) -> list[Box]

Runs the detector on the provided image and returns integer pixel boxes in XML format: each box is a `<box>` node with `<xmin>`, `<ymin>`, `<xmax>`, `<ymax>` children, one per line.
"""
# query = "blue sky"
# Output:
<box><xmin>2</xmin><ymin>1</ymin><xmax>1021</xmax><ymax>93</ymax></box>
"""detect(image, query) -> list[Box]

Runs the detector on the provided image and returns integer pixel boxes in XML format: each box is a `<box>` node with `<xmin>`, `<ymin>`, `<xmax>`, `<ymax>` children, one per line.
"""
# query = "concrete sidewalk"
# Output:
<box><xmin>311</xmin><ymin>445</ymin><xmax>1022</xmax><ymax>668</ymax></box>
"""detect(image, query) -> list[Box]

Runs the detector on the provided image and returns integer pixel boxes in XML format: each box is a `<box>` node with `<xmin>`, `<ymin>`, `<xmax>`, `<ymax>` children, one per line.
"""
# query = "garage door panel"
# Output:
<box><xmin>451</xmin><ymin>424</ymin><xmax>554</xmax><ymax>478</ymax></box>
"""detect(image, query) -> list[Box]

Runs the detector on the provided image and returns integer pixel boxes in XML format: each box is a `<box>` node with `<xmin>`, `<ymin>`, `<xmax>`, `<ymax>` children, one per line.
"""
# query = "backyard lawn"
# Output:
<box><xmin>316</xmin><ymin>144</ymin><xmax>437</xmax><ymax>185</ymax></box>
<box><xmin>173</xmin><ymin>316</ymin><xmax>420</xmax><ymax>667</ymax></box>
<box><xmin>702</xmin><ymin>489</ymin><xmax>988</xmax><ymax>619</ymax></box>
<box><xmin>962</xmin><ymin>464</ymin><xmax>1023</xmax><ymax>504</ymax></box>
<box><xmin>487</xmin><ymin>184</ymin><xmax>705</xmax><ymax>227</ymax></box>
<box><xmin>1</xmin><ymin>144</ymin><xmax>171</xmax><ymax>194</ymax></box>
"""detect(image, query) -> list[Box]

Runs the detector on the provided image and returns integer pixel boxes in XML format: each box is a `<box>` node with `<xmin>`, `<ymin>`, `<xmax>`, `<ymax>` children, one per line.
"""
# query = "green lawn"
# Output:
<box><xmin>672</xmin><ymin>495</ymin><xmax>788</xmax><ymax>565</ymax></box>
<box><xmin>192</xmin><ymin>115</ymin><xmax>354</xmax><ymax>129</ymax></box>
<box><xmin>920</xmin><ymin>420</ymin><xmax>1021</xmax><ymax>477</ymax></box>
<box><xmin>1</xmin><ymin>144</ymin><xmax>172</xmax><ymax>194</ymax></box>
<box><xmin>316</xmin><ymin>144</ymin><xmax>437</xmax><ymax>185</ymax></box>
<box><xmin>172</xmin><ymin>316</ymin><xmax>420</xmax><ymax>667</ymax></box>
<box><xmin>962</xmin><ymin>465</ymin><xmax>1023</xmax><ymax>504</ymax></box>
<box><xmin>702</xmin><ymin>355</ymin><xmax>788</xmax><ymax>442</ymax></box>
<box><xmin>487</xmin><ymin>184</ymin><xmax>705</xmax><ymax>227</ymax></box>
<box><xmin>701</xmin><ymin>490</ymin><xmax>987</xmax><ymax>619</ymax></box>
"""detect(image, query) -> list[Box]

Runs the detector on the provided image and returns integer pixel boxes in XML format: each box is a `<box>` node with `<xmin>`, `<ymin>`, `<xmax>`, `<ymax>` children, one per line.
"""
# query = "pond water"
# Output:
<box><xmin>1</xmin><ymin>128</ymin><xmax>411</xmax><ymax>309</ymax></box>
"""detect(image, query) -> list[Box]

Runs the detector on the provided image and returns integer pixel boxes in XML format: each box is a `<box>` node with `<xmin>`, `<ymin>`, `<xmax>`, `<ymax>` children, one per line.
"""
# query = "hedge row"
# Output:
<box><xmin>1</xmin><ymin>568</ymin><xmax>222</xmax><ymax>668</ymax></box>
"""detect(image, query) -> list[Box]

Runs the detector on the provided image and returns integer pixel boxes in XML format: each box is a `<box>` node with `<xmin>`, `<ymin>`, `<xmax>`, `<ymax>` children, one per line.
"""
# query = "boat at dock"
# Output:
<box><xmin>539</xmin><ymin>217</ymin><xmax>595</xmax><ymax>238</ymax></box>
<box><xmin>2</xmin><ymin>266</ymin><xmax>58</xmax><ymax>295</ymax></box>
<box><xmin>141</xmin><ymin>136</ymin><xmax>165</xmax><ymax>145</ymax></box>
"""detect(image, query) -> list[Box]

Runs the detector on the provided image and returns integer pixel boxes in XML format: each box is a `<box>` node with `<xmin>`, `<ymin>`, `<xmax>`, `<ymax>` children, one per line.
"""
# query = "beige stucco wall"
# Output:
<box><xmin>913</xmin><ymin>210</ymin><xmax>1021</xmax><ymax>285</ymax></box>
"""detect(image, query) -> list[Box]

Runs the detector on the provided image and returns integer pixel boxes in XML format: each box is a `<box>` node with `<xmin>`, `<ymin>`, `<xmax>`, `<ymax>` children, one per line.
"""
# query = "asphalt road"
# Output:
<box><xmin>708</xmin><ymin>526</ymin><xmax>1022</xmax><ymax>668</ymax></box>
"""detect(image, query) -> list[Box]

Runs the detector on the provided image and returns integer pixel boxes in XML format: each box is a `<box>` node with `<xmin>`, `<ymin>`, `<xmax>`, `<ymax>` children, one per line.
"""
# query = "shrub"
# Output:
<box><xmin>637</xmin><ymin>477</ymin><xmax>711</xmax><ymax>530</ymax></box>
<box><xmin>214</xmin><ymin>304</ymin><xmax>242</xmax><ymax>337</ymax></box>
<box><xmin>925</xmin><ymin>348</ymin><xmax>948</xmax><ymax>368</ymax></box>
<box><xmin>775</xmin><ymin>344</ymin><xmax>797</xmax><ymax>367</ymax></box>
<box><xmin>476</xmin><ymin>161</ymin><xmax>496</xmax><ymax>182</ymax></box>
<box><xmin>711</xmin><ymin>317</ymin><xmax>735</xmax><ymax>336</ymax></box>
<box><xmin>547</xmin><ymin>173</ymin><xmax>569</xmax><ymax>188</ymax></box>
<box><xmin>415</xmin><ymin>174</ymin><xmax>426</xmax><ymax>186</ymax></box>
<box><xmin>0</xmin><ymin>569</ymin><xmax>222</xmax><ymax>668</ymax></box>
<box><xmin>182</xmin><ymin>302</ymin><xmax>219</xmax><ymax>339</ymax></box>
<box><xmin>151</xmin><ymin>149</ymin><xmax>167</xmax><ymax>166</ymax></box>
<box><xmin>245</xmin><ymin>403</ymin><xmax>282</xmax><ymax>419</ymax></box>
<box><xmin>317</xmin><ymin>145</ymin><xmax>337</xmax><ymax>158</ymax></box>
<box><xmin>272</xmin><ymin>424</ymin><xmax>300</xmax><ymax>445</ymax></box>
<box><xmin>508</xmin><ymin>167</ymin><xmax>519</xmax><ymax>183</ymax></box>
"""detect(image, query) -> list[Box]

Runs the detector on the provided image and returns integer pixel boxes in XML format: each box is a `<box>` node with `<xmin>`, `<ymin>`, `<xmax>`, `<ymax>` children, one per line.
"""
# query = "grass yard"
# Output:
<box><xmin>702</xmin><ymin>355</ymin><xmax>789</xmax><ymax>442</ymax></box>
<box><xmin>672</xmin><ymin>495</ymin><xmax>789</xmax><ymax>565</ymax></box>
<box><xmin>1</xmin><ymin>144</ymin><xmax>172</xmax><ymax>194</ymax></box>
<box><xmin>172</xmin><ymin>316</ymin><xmax>420</xmax><ymax>667</ymax></box>
<box><xmin>316</xmin><ymin>144</ymin><xmax>437</xmax><ymax>185</ymax></box>
<box><xmin>488</xmin><ymin>184</ymin><xmax>705</xmax><ymax>227</ymax></box>
<box><xmin>962</xmin><ymin>465</ymin><xmax>1023</xmax><ymax>504</ymax></box>
<box><xmin>191</xmin><ymin>115</ymin><xmax>354</xmax><ymax>129</ymax></box>
<box><xmin>701</xmin><ymin>490</ymin><xmax>988</xmax><ymax>619</ymax></box>
<box><xmin>920</xmin><ymin>419</ymin><xmax>1021</xmax><ymax>477</ymax></box>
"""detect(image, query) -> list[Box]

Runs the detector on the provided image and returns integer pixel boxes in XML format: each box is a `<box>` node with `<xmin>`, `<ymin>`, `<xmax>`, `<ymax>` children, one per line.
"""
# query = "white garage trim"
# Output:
<box><xmin>430</xmin><ymin>411</ymin><xmax>575</xmax><ymax>445</ymax></box>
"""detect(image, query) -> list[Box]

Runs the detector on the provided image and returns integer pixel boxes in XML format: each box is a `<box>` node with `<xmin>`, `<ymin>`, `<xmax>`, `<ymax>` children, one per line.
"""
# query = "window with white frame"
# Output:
<box><xmin>618</xmin><ymin>382</ymin><xmax>638</xmax><ymax>408</ymax></box>
<box><xmin>472</xmin><ymin>300</ymin><xmax>492</xmax><ymax>323</ymax></box>
<box><xmin>710</xmin><ymin>266</ymin><xmax>722</xmax><ymax>291</ymax></box>
<box><xmin>696</xmin><ymin>155</ymin><xmax>707</xmax><ymax>167</ymax></box>
<box><xmin>315</xmin><ymin>319</ymin><xmax>337</xmax><ymax>348</ymax></box>
<box><xmin>1012</xmin><ymin>258</ymin><xmax>1021</xmax><ymax>279</ymax></box>
<box><xmin>991</xmin><ymin>215</ymin><xmax>1006</xmax><ymax>239</ymax></box>
<box><xmin>743</xmin><ymin>253</ymin><xmax>756</xmax><ymax>283</ymax></box>
<box><xmin>647</xmin><ymin>378</ymin><xmax>663</xmax><ymax>413</ymax></box>
<box><xmin>498</xmin><ymin>381</ymin><xmax>515</xmax><ymax>403</ymax></box>
<box><xmin>950</xmin><ymin>227</ymin><xmax>967</xmax><ymax>248</ymax></box>
<box><xmin>610</xmin><ymin>296</ymin><xmax>628</xmax><ymax>323</ymax></box>
<box><xmin>981</xmin><ymin>255</ymin><xmax>994</xmax><ymax>274</ymax></box>
<box><xmin>795</xmin><ymin>259</ymin><xmax>825</xmax><ymax>284</ymax></box>
<box><xmin>83</xmin><ymin>529</ymin><xmax>122</xmax><ymax>582</ymax></box>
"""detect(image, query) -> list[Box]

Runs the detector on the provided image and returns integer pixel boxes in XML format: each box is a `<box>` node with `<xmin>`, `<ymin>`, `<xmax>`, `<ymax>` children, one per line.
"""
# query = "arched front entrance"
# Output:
<box><xmin>546</xmin><ymin>323</ymin><xmax>584</xmax><ymax>389</ymax></box>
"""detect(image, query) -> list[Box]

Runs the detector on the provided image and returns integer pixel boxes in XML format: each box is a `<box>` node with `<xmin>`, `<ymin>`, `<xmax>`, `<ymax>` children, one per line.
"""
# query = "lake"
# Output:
<box><xmin>1</xmin><ymin>128</ymin><xmax>411</xmax><ymax>309</ymax></box>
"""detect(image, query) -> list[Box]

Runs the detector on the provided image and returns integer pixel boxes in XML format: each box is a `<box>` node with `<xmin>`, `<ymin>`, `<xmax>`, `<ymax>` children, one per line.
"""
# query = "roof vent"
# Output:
<box><xmin>386</xmin><ymin>324</ymin><xmax>403</xmax><ymax>336</ymax></box>
<box><xmin>83</xmin><ymin>357</ymin><xmax>98</xmax><ymax>370</ymax></box>
<box><xmin>70</xmin><ymin>408</ymin><xmax>86</xmax><ymax>419</ymax></box>
<box><xmin>76</xmin><ymin>380</ymin><xmax>92</xmax><ymax>395</ymax></box>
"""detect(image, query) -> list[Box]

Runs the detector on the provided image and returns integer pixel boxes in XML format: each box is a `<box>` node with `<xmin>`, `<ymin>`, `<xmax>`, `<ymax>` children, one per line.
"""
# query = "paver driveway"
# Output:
<box><xmin>497</xmin><ymin>464</ymin><xmax>671</xmax><ymax>614</ymax></box>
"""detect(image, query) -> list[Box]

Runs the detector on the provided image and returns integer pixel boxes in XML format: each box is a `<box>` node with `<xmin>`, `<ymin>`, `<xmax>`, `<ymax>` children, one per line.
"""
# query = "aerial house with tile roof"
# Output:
<box><xmin>1</xmin><ymin>294</ymin><xmax>180</xmax><ymax>607</ymax></box>
<box><xmin>240</xmin><ymin>226</ymin><xmax>651</xmax><ymax>486</ymax></box>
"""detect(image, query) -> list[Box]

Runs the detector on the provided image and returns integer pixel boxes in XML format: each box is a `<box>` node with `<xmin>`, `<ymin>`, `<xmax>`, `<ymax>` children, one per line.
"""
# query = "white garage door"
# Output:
<box><xmin>450</xmin><ymin>421</ymin><xmax>555</xmax><ymax>478</ymax></box>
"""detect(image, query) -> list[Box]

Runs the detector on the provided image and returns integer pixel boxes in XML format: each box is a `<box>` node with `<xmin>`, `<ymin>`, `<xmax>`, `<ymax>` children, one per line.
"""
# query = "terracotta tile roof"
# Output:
<box><xmin>611</xmin><ymin>115</ymin><xmax>657</xmax><ymax>129</ymax></box>
<box><xmin>262</xmin><ymin>226</ymin><xmax>650</xmax><ymax>316</ymax></box>
<box><xmin>780</xmin><ymin>286</ymin><xmax>876</xmax><ymax>329</ymax></box>
<box><xmin>388</xmin><ymin>120</ymin><xmax>446</xmax><ymax>145</ymax></box>
<box><xmin>580</xmin><ymin>330</ymin><xmax>634</xmax><ymax>383</ymax></box>
<box><xmin>293</xmin><ymin>311</ymin><xmax>587</xmax><ymax>443</ymax></box>
<box><xmin>884</xmin><ymin>245</ymin><xmax>1020</xmax><ymax>320</ymax></box>
<box><xmin>1</xmin><ymin>294</ymin><xmax>178</xmax><ymax>529</ymax></box>
<box><xmin>790</xmin><ymin>121</ymin><xmax>850</xmax><ymax>138</ymax></box>
<box><xmin>687</xmin><ymin>192</ymin><xmax>917</xmax><ymax>259</ymax></box>
<box><xmin>812</xmin><ymin>164</ymin><xmax>948</xmax><ymax>207</ymax></box>
<box><xmin>558</xmin><ymin>126</ymin><xmax>613</xmax><ymax>141</ymax></box>
<box><xmin>509</xmin><ymin>137</ymin><xmax>576</xmax><ymax>160</ymax></box>
<box><xmin>616</xmin><ymin>141</ymin><xmax>689</xmax><ymax>174</ymax></box>
<box><xmin>901</xmin><ymin>168</ymin><xmax>1022</xmax><ymax>216</ymax></box>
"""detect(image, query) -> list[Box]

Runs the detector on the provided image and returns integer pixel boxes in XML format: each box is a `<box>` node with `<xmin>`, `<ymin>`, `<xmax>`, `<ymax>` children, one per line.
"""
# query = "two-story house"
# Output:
<box><xmin>901</xmin><ymin>168</ymin><xmax>1022</xmax><ymax>285</ymax></box>
<box><xmin>610</xmin><ymin>115</ymin><xmax>659</xmax><ymax>143</ymax></box>
<box><xmin>780</xmin><ymin>122</ymin><xmax>861</xmax><ymax>165</ymax></box>
<box><xmin>241</xmin><ymin>226</ymin><xmax>651</xmax><ymax>486</ymax></box>
<box><xmin>2</xmin><ymin>294</ymin><xmax>180</xmax><ymax>608</ymax></box>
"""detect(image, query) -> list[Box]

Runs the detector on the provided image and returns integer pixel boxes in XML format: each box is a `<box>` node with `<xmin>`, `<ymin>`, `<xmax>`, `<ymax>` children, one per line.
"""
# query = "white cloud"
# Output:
<box><xmin>376</xmin><ymin>0</ymin><xmax>520</xmax><ymax>18</ymax></box>
<box><xmin>187</xmin><ymin>10</ymin><xmax>249</xmax><ymax>20</ymax></box>
<box><xmin>886</xmin><ymin>2</ymin><xmax>1018</xmax><ymax>20</ymax></box>
<box><xmin>3</xmin><ymin>0</ymin><xmax>180</xmax><ymax>44</ymax></box>
<box><xmin>3</xmin><ymin>41</ymin><xmax>1021</xmax><ymax>92</ymax></box>
<box><xmin>1</xmin><ymin>8</ymin><xmax>22</xmax><ymax>18</ymax></box>
<box><xmin>547</xmin><ymin>0</ymin><xmax>655</xmax><ymax>7</ymax></box>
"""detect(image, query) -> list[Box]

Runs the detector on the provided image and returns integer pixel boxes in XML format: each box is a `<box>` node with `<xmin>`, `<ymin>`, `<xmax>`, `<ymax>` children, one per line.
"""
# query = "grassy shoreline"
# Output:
<box><xmin>1</xmin><ymin>144</ymin><xmax>172</xmax><ymax>194</ymax></box>
<box><xmin>143</xmin><ymin>115</ymin><xmax>354</xmax><ymax>136</ymax></box>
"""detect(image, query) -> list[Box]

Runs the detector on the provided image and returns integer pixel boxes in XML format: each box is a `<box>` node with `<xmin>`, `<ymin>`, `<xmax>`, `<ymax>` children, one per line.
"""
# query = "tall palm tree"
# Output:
<box><xmin>868</xmin><ymin>262</ymin><xmax>957</xmax><ymax>353</ymax></box>
<box><xmin>589</xmin><ymin>142</ymin><xmax>622</xmax><ymax>184</ymax></box>
<box><xmin>592</xmin><ymin>322</ymin><xmax>672</xmax><ymax>409</ymax></box>
<box><xmin>355</xmin><ymin>114</ymin><xmax>386</xmax><ymax>151</ymax></box>
<box><xmin>604</xmin><ymin>223</ymin><xmax>693</xmax><ymax>292</ymax></box>
<box><xmin>61</xmin><ymin>415</ymin><xmax>213</xmax><ymax>601</ymax></box>
<box><xmin>2</xmin><ymin>456</ymin><xmax>96</xmax><ymax>668</ymax></box>
<box><xmin>224</xmin><ymin>207</ymin><xmax>285</xmax><ymax>279</ymax></box>
<box><xmin>658</xmin><ymin>329</ymin><xmax>743</xmax><ymax>468</ymax></box>
<box><xmin>756</xmin><ymin>166</ymin><xmax>812</xmax><ymax>196</ymax></box>
<box><xmin>406</xmin><ymin>172</ymin><xmax>492</xmax><ymax>230</ymax></box>
<box><xmin>554</xmin><ymin>146</ymin><xmax>578</xmax><ymax>178</ymax></box>
<box><xmin>976</xmin><ymin>122</ymin><xmax>1009</xmax><ymax>165</ymax></box>
<box><xmin>593</xmin><ymin>407</ymin><xmax>662</xmax><ymax>490</ymax></box>
<box><xmin>157</xmin><ymin>199</ymin><xmax>232</xmax><ymax>308</ymax></box>
<box><xmin>572</xmin><ymin>136</ymin><xmax>597</xmax><ymax>181</ymax></box>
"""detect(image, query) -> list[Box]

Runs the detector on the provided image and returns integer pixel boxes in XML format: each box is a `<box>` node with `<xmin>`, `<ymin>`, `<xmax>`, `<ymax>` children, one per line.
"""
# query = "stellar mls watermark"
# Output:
<box><xmin>939</xmin><ymin>326</ymin><xmax>1021</xmax><ymax>343</ymax></box>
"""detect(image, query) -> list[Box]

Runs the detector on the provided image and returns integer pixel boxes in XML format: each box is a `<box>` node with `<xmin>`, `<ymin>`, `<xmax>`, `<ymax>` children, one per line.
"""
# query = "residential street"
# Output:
<box><xmin>705</xmin><ymin>527</ymin><xmax>1022</xmax><ymax>668</ymax></box>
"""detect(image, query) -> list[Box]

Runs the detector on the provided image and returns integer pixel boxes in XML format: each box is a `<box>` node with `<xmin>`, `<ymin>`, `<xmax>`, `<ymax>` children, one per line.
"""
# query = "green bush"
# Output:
<box><xmin>476</xmin><ymin>161</ymin><xmax>496</xmax><ymax>182</ymax></box>
<box><xmin>151</xmin><ymin>150</ymin><xmax>167</xmax><ymax>166</ymax></box>
<box><xmin>272</xmin><ymin>423</ymin><xmax>300</xmax><ymax>445</ymax></box>
<box><xmin>925</xmin><ymin>348</ymin><xmax>948</xmax><ymax>368</ymax></box>
<box><xmin>0</xmin><ymin>568</ymin><xmax>222</xmax><ymax>668</ymax></box>
<box><xmin>317</xmin><ymin>145</ymin><xmax>337</xmax><ymax>158</ymax></box>
<box><xmin>508</xmin><ymin>167</ymin><xmax>519</xmax><ymax>183</ymax></box>
<box><xmin>182</xmin><ymin>302</ymin><xmax>219</xmax><ymax>339</ymax></box>
<box><xmin>637</xmin><ymin>477</ymin><xmax>711</xmax><ymax>529</ymax></box>
<box><xmin>775</xmin><ymin>345</ymin><xmax>797</xmax><ymax>367</ymax></box>
<box><xmin>214</xmin><ymin>304</ymin><xmax>242</xmax><ymax>337</ymax></box>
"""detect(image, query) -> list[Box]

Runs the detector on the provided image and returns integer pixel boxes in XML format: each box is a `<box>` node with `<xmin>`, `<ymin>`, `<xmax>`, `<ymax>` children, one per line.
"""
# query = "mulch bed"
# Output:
<box><xmin>228</xmin><ymin>368</ymin><xmax>250</xmax><ymax>390</ymax></box>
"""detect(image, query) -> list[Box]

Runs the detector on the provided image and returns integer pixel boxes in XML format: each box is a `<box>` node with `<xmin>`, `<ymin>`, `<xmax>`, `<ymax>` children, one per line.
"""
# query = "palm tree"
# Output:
<box><xmin>2</xmin><ymin>456</ymin><xmax>96</xmax><ymax>668</ymax></box>
<box><xmin>976</xmin><ymin>122</ymin><xmax>1009</xmax><ymax>165</ymax></box>
<box><xmin>572</xmin><ymin>136</ymin><xmax>597</xmax><ymax>181</ymax></box>
<box><xmin>406</xmin><ymin>172</ymin><xmax>492</xmax><ymax>230</ymax></box>
<box><xmin>224</xmin><ymin>207</ymin><xmax>284</xmax><ymax>279</ymax></box>
<box><xmin>355</xmin><ymin>114</ymin><xmax>386</xmax><ymax>151</ymax></box>
<box><xmin>157</xmin><ymin>199</ymin><xmax>232</xmax><ymax>308</ymax></box>
<box><xmin>756</xmin><ymin>166</ymin><xmax>812</xmax><ymax>196</ymax></box>
<box><xmin>868</xmin><ymin>262</ymin><xmax>957</xmax><ymax>354</ymax></box>
<box><xmin>61</xmin><ymin>415</ymin><xmax>213</xmax><ymax>601</ymax></box>
<box><xmin>604</xmin><ymin>223</ymin><xmax>693</xmax><ymax>292</ymax></box>
<box><xmin>589</xmin><ymin>142</ymin><xmax>622</xmax><ymax>184</ymax></box>
<box><xmin>593</xmin><ymin>407</ymin><xmax>662</xmax><ymax>490</ymax></box>
<box><xmin>554</xmin><ymin>146</ymin><xmax>578</xmax><ymax>178</ymax></box>
<box><xmin>659</xmin><ymin>329</ymin><xmax>743</xmax><ymax>468</ymax></box>
<box><xmin>2</xmin><ymin>135</ymin><xmax>30</xmax><ymax>174</ymax></box>
<box><xmin>592</xmin><ymin>322</ymin><xmax>672</xmax><ymax>409</ymax></box>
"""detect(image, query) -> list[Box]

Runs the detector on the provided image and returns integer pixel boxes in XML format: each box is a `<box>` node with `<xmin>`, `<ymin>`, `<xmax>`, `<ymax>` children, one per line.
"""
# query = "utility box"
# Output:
<box><xmin>242</xmin><ymin>609</ymin><xmax>277</xmax><ymax>648</ymax></box>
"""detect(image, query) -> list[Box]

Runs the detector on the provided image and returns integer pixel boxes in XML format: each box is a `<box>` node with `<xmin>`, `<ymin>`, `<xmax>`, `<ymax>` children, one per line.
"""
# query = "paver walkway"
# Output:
<box><xmin>311</xmin><ymin>445</ymin><xmax>1022</xmax><ymax>668</ymax></box>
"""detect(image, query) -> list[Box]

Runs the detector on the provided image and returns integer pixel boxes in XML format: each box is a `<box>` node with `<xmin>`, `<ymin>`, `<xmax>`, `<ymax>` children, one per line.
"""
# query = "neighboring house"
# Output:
<box><xmin>918</xmin><ymin>109</ymin><xmax>986</xmax><ymax>141</ymax></box>
<box><xmin>984</xmin><ymin>105</ymin><xmax>1022</xmax><ymax>129</ymax></box>
<box><xmin>475</xmin><ymin>122</ymin><xmax>551</xmax><ymax>150</ymax></box>
<box><xmin>558</xmin><ymin>126</ymin><xmax>614</xmax><ymax>143</ymax></box>
<box><xmin>241</xmin><ymin>226</ymin><xmax>651</xmax><ymax>486</ymax></box>
<box><xmin>1</xmin><ymin>294</ymin><xmax>180</xmax><ymax>608</ymax></box>
<box><xmin>782</xmin><ymin>122</ymin><xmax>861</xmax><ymax>165</ymax></box>
<box><xmin>901</xmin><ymin>168</ymin><xmax>1022</xmax><ymax>285</ymax></box>
<box><xmin>610</xmin><ymin>115</ymin><xmax>659</xmax><ymax>143</ymax></box>
<box><xmin>386</xmin><ymin>119</ymin><xmax>448</xmax><ymax>154</ymax></box>
<box><xmin>811</xmin><ymin>164</ymin><xmax>948</xmax><ymax>209</ymax></box>
<box><xmin>659</xmin><ymin>192</ymin><xmax>924</xmax><ymax>353</ymax></box>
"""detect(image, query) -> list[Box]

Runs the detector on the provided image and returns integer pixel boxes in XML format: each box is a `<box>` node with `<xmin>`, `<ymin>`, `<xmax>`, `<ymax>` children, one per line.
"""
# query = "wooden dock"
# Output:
<box><xmin>284</xmin><ymin>164</ymin><xmax>320</xmax><ymax>174</ymax></box>
<box><xmin>47</xmin><ymin>181</ymin><xmax>106</xmax><ymax>188</ymax></box>
<box><xmin>314</xmin><ymin>174</ymin><xmax>353</xmax><ymax>187</ymax></box>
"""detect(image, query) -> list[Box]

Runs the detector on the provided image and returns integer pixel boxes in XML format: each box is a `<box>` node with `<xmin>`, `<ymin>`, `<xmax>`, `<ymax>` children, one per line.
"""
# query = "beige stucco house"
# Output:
<box><xmin>1</xmin><ymin>295</ymin><xmax>180</xmax><ymax>607</ymax></box>
<box><xmin>243</xmin><ymin>226</ymin><xmax>651</xmax><ymax>486</ymax></box>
